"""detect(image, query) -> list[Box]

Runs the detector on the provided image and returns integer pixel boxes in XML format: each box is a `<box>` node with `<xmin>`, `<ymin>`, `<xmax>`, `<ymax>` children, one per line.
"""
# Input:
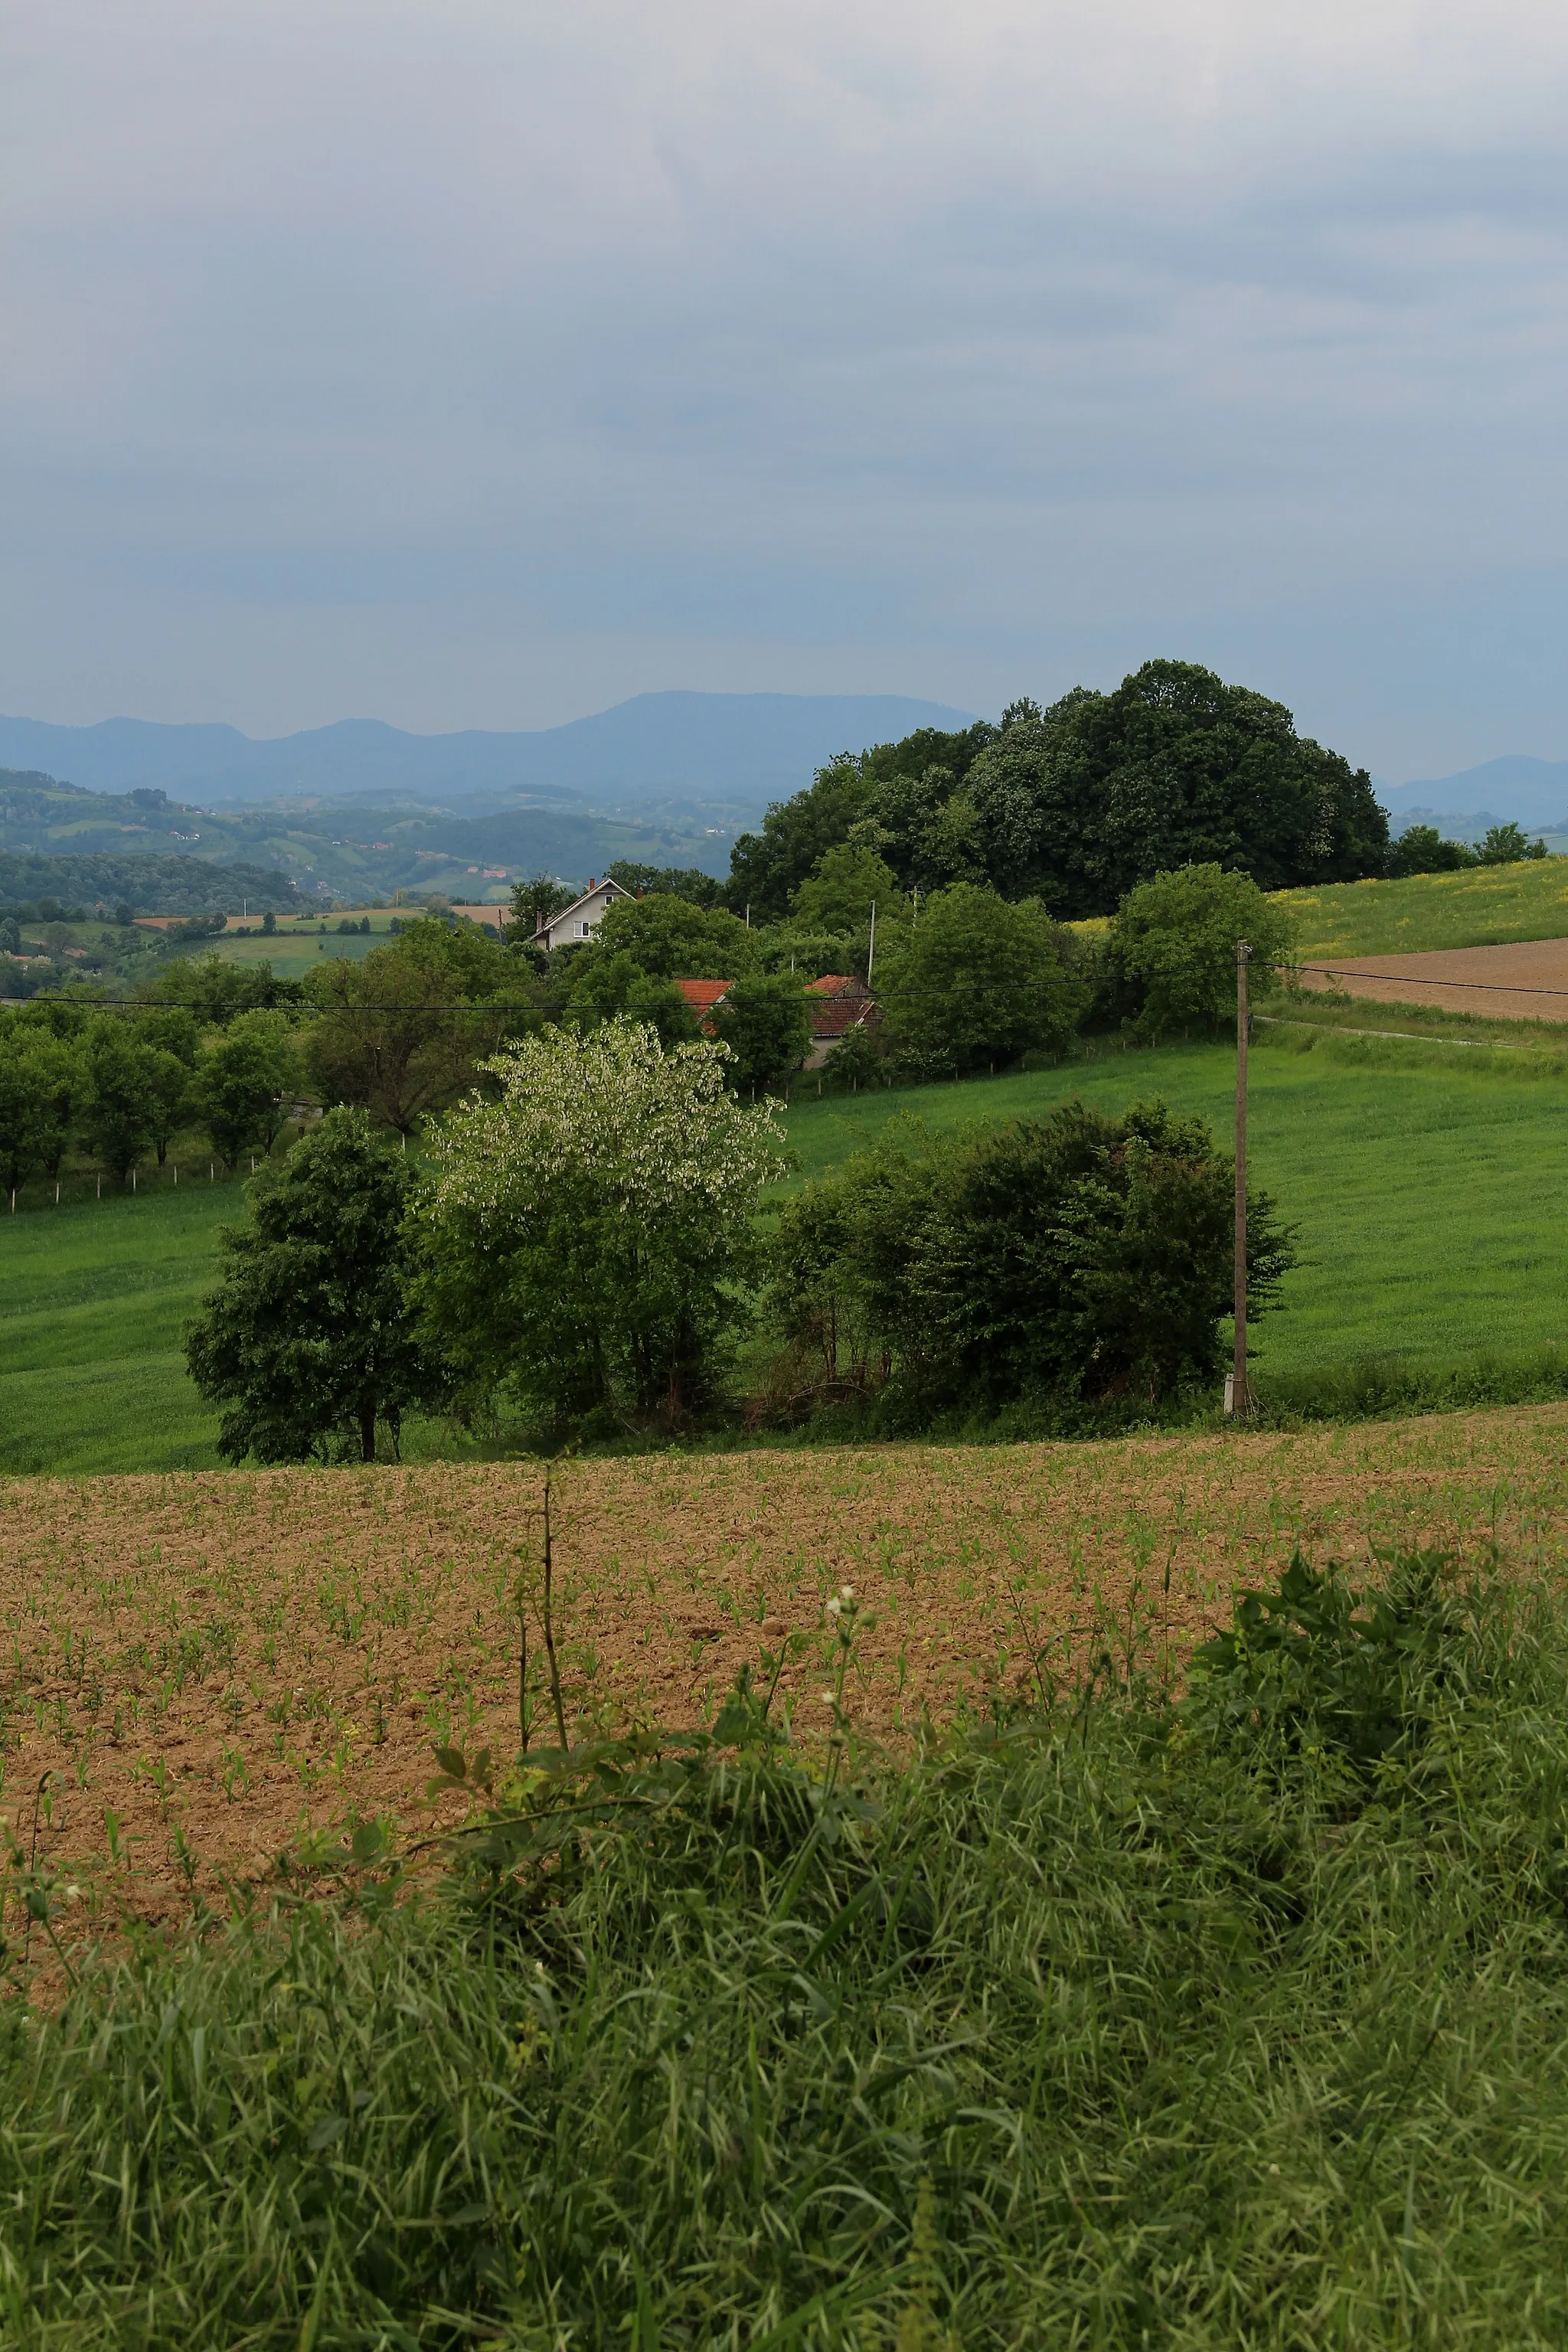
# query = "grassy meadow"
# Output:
<box><xmin>1276</xmin><ymin>854</ymin><xmax>1568</xmax><ymax>958</ymax></box>
<box><xmin>9</xmin><ymin>1031</ymin><xmax>1568</xmax><ymax>1472</ymax></box>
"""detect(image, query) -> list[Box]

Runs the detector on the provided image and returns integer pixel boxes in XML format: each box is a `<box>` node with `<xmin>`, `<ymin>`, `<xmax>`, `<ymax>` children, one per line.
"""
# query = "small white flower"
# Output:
<box><xmin>819</xmin><ymin>1691</ymin><xmax>835</xmax><ymax>1706</ymax></box>
<box><xmin>839</xmin><ymin>1584</ymin><xmax>854</xmax><ymax>1601</ymax></box>
<box><xmin>825</xmin><ymin>1596</ymin><xmax>841</xmax><ymax>1618</ymax></box>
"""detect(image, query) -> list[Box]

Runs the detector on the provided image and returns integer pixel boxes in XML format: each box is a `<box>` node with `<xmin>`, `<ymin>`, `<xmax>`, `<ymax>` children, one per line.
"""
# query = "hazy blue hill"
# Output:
<box><xmin>1382</xmin><ymin>755</ymin><xmax>1568</xmax><ymax>835</ymax></box>
<box><xmin>0</xmin><ymin>766</ymin><xmax>746</xmax><ymax>903</ymax></box>
<box><xmin>0</xmin><ymin>692</ymin><xmax>978</xmax><ymax>812</ymax></box>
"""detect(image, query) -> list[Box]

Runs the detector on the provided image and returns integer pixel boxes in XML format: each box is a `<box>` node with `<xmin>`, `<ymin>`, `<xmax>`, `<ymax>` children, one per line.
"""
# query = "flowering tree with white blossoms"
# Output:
<box><xmin>416</xmin><ymin>1021</ymin><xmax>789</xmax><ymax>1428</ymax></box>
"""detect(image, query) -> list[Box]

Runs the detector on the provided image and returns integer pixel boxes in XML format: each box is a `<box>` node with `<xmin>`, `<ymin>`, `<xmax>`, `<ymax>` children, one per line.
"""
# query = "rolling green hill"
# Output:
<box><xmin>0</xmin><ymin>766</ymin><xmax>731</xmax><ymax>910</ymax></box>
<box><xmin>1278</xmin><ymin>857</ymin><xmax>1568</xmax><ymax>957</ymax></box>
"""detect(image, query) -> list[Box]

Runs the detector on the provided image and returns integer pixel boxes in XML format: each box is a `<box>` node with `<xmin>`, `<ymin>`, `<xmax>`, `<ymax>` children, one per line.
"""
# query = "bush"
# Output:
<box><xmin>767</xmin><ymin>1099</ymin><xmax>1296</xmax><ymax>1421</ymax></box>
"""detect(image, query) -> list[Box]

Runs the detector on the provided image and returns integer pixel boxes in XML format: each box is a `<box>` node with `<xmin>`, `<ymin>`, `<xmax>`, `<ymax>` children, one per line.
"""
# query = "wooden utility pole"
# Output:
<box><xmin>1231</xmin><ymin>940</ymin><xmax>1250</xmax><ymax>1417</ymax></box>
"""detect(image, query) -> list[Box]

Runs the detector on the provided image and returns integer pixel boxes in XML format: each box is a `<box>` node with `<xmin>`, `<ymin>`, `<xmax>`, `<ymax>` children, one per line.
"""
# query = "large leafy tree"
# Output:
<box><xmin>710</xmin><ymin>974</ymin><xmax>814</xmax><ymax>1093</ymax></box>
<box><xmin>305</xmin><ymin>919</ymin><xmax>539</xmax><ymax>1133</ymax></box>
<box><xmin>564</xmin><ymin>952</ymin><xmax>701</xmax><ymax>1050</ymax></box>
<box><xmin>1105</xmin><ymin>864</ymin><xmax>1299</xmax><ymax>1040</ymax></box>
<box><xmin>877</xmin><ymin>883</ymin><xmax>1085</xmax><ymax>1077</ymax></box>
<box><xmin>724</xmin><ymin>720</ymin><xmax>998</xmax><ymax>921</ymax></box>
<box><xmin>197</xmin><ymin>1013</ymin><xmax>299</xmax><ymax>1169</ymax></box>
<box><xmin>186</xmin><ymin>1108</ymin><xmax>439</xmax><ymax>1462</ymax></box>
<box><xmin>417</xmin><ymin>1023</ymin><xmax>788</xmax><ymax>1428</ymax></box>
<box><xmin>0</xmin><ymin>1024</ymin><xmax>58</xmax><ymax>1193</ymax></box>
<box><xmin>505</xmin><ymin>874</ymin><xmax>576</xmax><ymax>942</ymax></box>
<box><xmin>586</xmin><ymin>893</ymin><xmax>756</xmax><ymax>981</ymax></box>
<box><xmin>81</xmin><ymin>1021</ymin><xmax>162</xmax><ymax>1181</ymax></box>
<box><xmin>789</xmin><ymin>844</ymin><xmax>902</xmax><ymax>933</ymax></box>
<box><xmin>724</xmin><ymin>670</ymin><xmax>1386</xmax><ymax>918</ymax></box>
<box><xmin>606</xmin><ymin>862</ymin><xmax>725</xmax><ymax>907</ymax></box>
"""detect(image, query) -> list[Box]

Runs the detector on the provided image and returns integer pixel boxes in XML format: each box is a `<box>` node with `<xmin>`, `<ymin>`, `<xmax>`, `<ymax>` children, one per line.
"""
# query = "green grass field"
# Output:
<box><xmin>9</xmin><ymin>1035</ymin><xmax>1568</xmax><ymax>1472</ymax></box>
<box><xmin>1277</xmin><ymin>855</ymin><xmax>1568</xmax><ymax>957</ymax></box>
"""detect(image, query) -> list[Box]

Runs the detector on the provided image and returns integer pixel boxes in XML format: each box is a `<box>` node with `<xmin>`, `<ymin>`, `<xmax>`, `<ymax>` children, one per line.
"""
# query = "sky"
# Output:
<box><xmin>4</xmin><ymin>0</ymin><xmax>1567</xmax><ymax>780</ymax></box>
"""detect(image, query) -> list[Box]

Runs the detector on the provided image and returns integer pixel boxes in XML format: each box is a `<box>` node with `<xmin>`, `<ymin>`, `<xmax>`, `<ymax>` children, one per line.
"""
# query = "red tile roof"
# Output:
<box><xmin>675</xmin><ymin>978</ymin><xmax>732</xmax><ymax>1014</ymax></box>
<box><xmin>810</xmin><ymin>995</ymin><xmax>878</xmax><ymax>1039</ymax></box>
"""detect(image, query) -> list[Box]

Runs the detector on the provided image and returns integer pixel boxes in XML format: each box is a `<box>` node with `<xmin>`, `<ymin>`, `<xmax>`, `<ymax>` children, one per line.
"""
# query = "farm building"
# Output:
<box><xmin>802</xmin><ymin>974</ymin><xmax>879</xmax><ymax>1069</ymax></box>
<box><xmin>673</xmin><ymin>972</ymin><xmax>880</xmax><ymax>1070</ymax></box>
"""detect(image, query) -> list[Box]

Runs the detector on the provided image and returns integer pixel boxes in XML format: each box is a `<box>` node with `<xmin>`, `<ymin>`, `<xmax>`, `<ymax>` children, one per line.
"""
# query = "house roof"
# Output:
<box><xmin>810</xmin><ymin>995</ymin><xmax>877</xmax><ymax>1039</ymax></box>
<box><xmin>675</xmin><ymin>978</ymin><xmax>733</xmax><ymax>1014</ymax></box>
<box><xmin>805</xmin><ymin>973</ymin><xmax>868</xmax><ymax>997</ymax></box>
<box><xmin>535</xmin><ymin>876</ymin><xmax>632</xmax><ymax>938</ymax></box>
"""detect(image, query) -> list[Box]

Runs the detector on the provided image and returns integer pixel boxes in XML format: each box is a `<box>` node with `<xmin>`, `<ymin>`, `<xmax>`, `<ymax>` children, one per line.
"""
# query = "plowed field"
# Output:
<box><xmin>6</xmin><ymin>1408</ymin><xmax>1568</xmax><ymax>1949</ymax></box>
<box><xmin>1299</xmin><ymin>935</ymin><xmax>1568</xmax><ymax>1021</ymax></box>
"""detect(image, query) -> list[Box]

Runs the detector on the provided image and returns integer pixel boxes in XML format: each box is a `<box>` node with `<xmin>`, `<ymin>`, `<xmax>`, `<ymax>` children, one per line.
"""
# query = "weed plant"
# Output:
<box><xmin>3</xmin><ymin>1551</ymin><xmax>1568</xmax><ymax>2343</ymax></box>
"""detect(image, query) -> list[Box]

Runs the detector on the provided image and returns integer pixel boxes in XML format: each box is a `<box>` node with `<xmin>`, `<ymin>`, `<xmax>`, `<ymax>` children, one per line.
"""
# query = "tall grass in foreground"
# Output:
<box><xmin>5</xmin><ymin>1553</ymin><xmax>1568</xmax><ymax>2346</ymax></box>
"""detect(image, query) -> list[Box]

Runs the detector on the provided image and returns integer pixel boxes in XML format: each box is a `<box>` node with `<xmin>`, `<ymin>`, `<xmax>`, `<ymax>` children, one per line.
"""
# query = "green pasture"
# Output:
<box><xmin>9</xmin><ymin>1034</ymin><xmax>1568</xmax><ymax>1472</ymax></box>
<box><xmin>1276</xmin><ymin>854</ymin><xmax>1568</xmax><ymax>958</ymax></box>
<box><xmin>0</xmin><ymin>1181</ymin><xmax>232</xmax><ymax>1475</ymax></box>
<box><xmin>778</xmin><ymin>1030</ymin><xmax>1568</xmax><ymax>1386</ymax></box>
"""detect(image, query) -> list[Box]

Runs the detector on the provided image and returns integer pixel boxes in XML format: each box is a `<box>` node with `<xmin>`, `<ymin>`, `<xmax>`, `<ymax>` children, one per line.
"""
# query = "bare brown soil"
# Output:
<box><xmin>1298</xmin><ymin>936</ymin><xmax>1568</xmax><ymax>1021</ymax></box>
<box><xmin>5</xmin><ymin>1411</ymin><xmax>1568</xmax><ymax>1948</ymax></box>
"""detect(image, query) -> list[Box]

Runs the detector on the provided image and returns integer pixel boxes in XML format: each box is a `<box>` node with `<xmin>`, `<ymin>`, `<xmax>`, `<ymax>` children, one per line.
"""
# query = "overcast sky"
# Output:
<box><xmin>4</xmin><ymin>0</ymin><xmax>1566</xmax><ymax>776</ymax></box>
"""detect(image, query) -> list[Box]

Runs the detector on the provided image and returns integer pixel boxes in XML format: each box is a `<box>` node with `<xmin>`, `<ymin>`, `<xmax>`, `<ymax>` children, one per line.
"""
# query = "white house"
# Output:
<box><xmin>534</xmin><ymin>877</ymin><xmax>632</xmax><ymax>952</ymax></box>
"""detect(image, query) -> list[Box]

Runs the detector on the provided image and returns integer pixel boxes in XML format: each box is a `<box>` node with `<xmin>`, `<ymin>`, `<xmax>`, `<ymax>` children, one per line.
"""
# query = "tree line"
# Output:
<box><xmin>0</xmin><ymin>858</ymin><xmax>1302</xmax><ymax>1198</ymax></box>
<box><xmin>185</xmin><ymin>1025</ymin><xmax>1295</xmax><ymax>1462</ymax></box>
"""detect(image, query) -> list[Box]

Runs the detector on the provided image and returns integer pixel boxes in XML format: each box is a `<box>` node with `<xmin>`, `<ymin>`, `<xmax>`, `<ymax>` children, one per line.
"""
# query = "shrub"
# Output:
<box><xmin>768</xmin><ymin>1099</ymin><xmax>1295</xmax><ymax>1420</ymax></box>
<box><xmin>8</xmin><ymin>1553</ymin><xmax>1568</xmax><ymax>2342</ymax></box>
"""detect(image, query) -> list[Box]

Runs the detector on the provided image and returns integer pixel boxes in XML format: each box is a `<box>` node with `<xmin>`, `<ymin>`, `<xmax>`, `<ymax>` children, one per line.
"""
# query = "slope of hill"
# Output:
<box><xmin>0</xmin><ymin>848</ymin><xmax>302</xmax><ymax>915</ymax></box>
<box><xmin>0</xmin><ymin>768</ymin><xmax>736</xmax><ymax>904</ymax></box>
<box><xmin>0</xmin><ymin>692</ymin><xmax>978</xmax><ymax>812</ymax></box>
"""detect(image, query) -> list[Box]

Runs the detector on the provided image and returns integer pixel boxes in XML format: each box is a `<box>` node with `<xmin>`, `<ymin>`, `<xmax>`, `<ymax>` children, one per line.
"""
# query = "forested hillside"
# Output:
<box><xmin>726</xmin><ymin>659</ymin><xmax>1389</xmax><ymax>919</ymax></box>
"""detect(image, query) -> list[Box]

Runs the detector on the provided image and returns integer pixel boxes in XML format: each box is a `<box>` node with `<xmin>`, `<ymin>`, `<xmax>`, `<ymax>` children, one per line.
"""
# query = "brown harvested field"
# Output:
<box><xmin>6</xmin><ymin>1408</ymin><xmax>1568</xmax><ymax>1951</ymax></box>
<box><xmin>1298</xmin><ymin>935</ymin><xmax>1568</xmax><ymax>1021</ymax></box>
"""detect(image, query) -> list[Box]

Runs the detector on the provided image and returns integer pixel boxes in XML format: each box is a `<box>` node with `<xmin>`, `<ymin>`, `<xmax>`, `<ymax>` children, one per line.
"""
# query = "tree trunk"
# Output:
<box><xmin>359</xmin><ymin>1402</ymin><xmax>377</xmax><ymax>1462</ymax></box>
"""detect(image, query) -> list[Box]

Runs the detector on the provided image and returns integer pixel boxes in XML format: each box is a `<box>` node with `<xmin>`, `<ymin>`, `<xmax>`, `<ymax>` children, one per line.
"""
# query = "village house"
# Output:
<box><xmin>533</xmin><ymin>876</ymin><xmax>632</xmax><ymax>952</ymax></box>
<box><xmin>674</xmin><ymin>972</ymin><xmax>879</xmax><ymax>1070</ymax></box>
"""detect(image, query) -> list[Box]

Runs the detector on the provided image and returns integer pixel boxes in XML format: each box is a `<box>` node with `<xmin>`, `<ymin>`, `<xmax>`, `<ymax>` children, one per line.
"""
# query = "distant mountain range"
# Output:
<box><xmin>0</xmin><ymin>692</ymin><xmax>978</xmax><ymax>817</ymax></box>
<box><xmin>1380</xmin><ymin>756</ymin><xmax>1568</xmax><ymax>839</ymax></box>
